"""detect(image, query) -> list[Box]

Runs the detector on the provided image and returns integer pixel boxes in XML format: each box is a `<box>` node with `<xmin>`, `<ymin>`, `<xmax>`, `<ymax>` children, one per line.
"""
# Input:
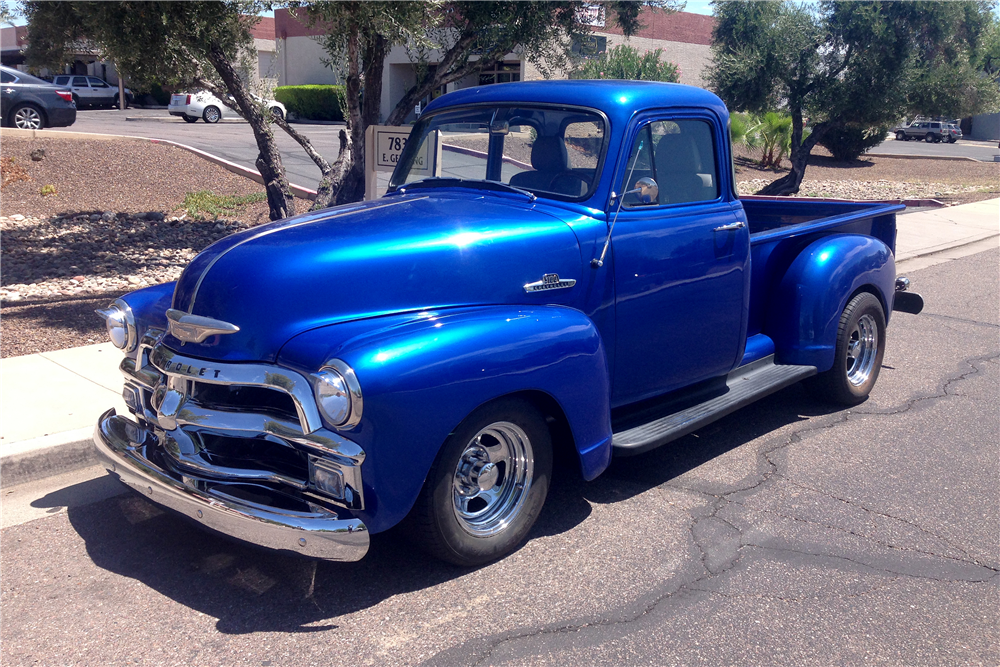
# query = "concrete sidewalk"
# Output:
<box><xmin>1</xmin><ymin>198</ymin><xmax>997</xmax><ymax>488</ymax></box>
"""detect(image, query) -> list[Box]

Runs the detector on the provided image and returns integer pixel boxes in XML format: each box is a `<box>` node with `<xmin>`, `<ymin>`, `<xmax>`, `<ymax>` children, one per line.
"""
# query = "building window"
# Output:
<box><xmin>479</xmin><ymin>62</ymin><xmax>520</xmax><ymax>86</ymax></box>
<box><xmin>571</xmin><ymin>35</ymin><xmax>607</xmax><ymax>57</ymax></box>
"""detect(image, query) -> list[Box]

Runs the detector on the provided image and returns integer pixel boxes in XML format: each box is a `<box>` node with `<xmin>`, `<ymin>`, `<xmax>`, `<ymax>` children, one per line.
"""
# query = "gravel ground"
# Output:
<box><xmin>0</xmin><ymin>136</ymin><xmax>307</xmax><ymax>358</ymax></box>
<box><xmin>0</xmin><ymin>135</ymin><xmax>996</xmax><ymax>359</ymax></box>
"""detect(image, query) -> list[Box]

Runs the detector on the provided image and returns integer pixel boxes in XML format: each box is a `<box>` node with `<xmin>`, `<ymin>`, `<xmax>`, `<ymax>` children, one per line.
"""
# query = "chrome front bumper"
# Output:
<box><xmin>94</xmin><ymin>409</ymin><xmax>369</xmax><ymax>561</ymax></box>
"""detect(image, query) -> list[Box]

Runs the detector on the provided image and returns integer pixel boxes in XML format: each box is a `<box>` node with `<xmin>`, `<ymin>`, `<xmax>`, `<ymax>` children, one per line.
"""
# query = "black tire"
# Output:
<box><xmin>270</xmin><ymin>106</ymin><xmax>284</xmax><ymax>120</ymax></box>
<box><xmin>807</xmin><ymin>292</ymin><xmax>886</xmax><ymax>405</ymax></box>
<box><xmin>895</xmin><ymin>131</ymin><xmax>905</xmax><ymax>141</ymax></box>
<box><xmin>71</xmin><ymin>94</ymin><xmax>81</xmax><ymax>107</ymax></box>
<box><xmin>182</xmin><ymin>114</ymin><xmax>198</xmax><ymax>123</ymax></box>
<box><xmin>10</xmin><ymin>103</ymin><xmax>45</xmax><ymax>129</ymax></box>
<box><xmin>202</xmin><ymin>105</ymin><xmax>221</xmax><ymax>123</ymax></box>
<box><xmin>402</xmin><ymin>397</ymin><xmax>552</xmax><ymax>566</ymax></box>
<box><xmin>117</xmin><ymin>94</ymin><xmax>129</xmax><ymax>110</ymax></box>
<box><xmin>924</xmin><ymin>133</ymin><xmax>935</xmax><ymax>143</ymax></box>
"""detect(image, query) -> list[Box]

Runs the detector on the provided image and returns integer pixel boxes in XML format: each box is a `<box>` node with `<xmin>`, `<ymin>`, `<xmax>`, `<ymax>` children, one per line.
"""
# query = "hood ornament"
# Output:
<box><xmin>524</xmin><ymin>273</ymin><xmax>576</xmax><ymax>293</ymax></box>
<box><xmin>166</xmin><ymin>308</ymin><xmax>240</xmax><ymax>344</ymax></box>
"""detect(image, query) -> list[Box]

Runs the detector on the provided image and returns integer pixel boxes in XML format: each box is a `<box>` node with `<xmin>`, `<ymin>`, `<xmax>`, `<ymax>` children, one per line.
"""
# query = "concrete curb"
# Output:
<box><xmin>0</xmin><ymin>127</ymin><xmax>319</xmax><ymax>200</ymax></box>
<box><xmin>1</xmin><ymin>427</ymin><xmax>98</xmax><ymax>487</ymax></box>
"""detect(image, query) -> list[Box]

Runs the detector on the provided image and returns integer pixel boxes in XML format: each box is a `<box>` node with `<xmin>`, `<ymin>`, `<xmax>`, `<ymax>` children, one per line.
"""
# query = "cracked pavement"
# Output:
<box><xmin>2</xmin><ymin>249</ymin><xmax>997</xmax><ymax>666</ymax></box>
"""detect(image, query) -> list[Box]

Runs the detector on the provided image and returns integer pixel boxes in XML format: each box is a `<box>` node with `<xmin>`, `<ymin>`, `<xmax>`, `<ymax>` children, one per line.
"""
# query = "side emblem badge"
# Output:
<box><xmin>523</xmin><ymin>273</ymin><xmax>577</xmax><ymax>293</ymax></box>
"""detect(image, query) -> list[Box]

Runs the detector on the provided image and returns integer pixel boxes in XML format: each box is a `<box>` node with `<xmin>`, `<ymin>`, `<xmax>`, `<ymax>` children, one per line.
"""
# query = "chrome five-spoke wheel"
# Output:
<box><xmin>452</xmin><ymin>421</ymin><xmax>534</xmax><ymax>536</ymax></box>
<box><xmin>403</xmin><ymin>397</ymin><xmax>552</xmax><ymax>566</ymax></box>
<box><xmin>846</xmin><ymin>314</ymin><xmax>878</xmax><ymax>387</ymax></box>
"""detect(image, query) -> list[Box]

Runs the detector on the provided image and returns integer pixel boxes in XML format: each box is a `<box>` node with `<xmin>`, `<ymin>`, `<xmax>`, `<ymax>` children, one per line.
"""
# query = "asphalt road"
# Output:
<box><xmin>2</xmin><ymin>247</ymin><xmax>997</xmax><ymax>666</ymax></box>
<box><xmin>872</xmin><ymin>135</ymin><xmax>1000</xmax><ymax>161</ymax></box>
<box><xmin>64</xmin><ymin>107</ymin><xmax>346</xmax><ymax>193</ymax></box>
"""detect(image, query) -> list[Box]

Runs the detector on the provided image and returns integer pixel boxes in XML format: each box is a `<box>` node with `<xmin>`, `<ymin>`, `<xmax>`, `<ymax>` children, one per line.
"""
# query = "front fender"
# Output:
<box><xmin>767</xmin><ymin>234</ymin><xmax>895</xmax><ymax>371</ymax></box>
<box><xmin>278</xmin><ymin>306</ymin><xmax>612</xmax><ymax>533</ymax></box>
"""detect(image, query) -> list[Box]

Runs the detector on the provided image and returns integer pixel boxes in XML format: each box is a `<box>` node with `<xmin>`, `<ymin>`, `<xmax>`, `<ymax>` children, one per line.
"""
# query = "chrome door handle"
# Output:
<box><xmin>713</xmin><ymin>221</ymin><xmax>746</xmax><ymax>232</ymax></box>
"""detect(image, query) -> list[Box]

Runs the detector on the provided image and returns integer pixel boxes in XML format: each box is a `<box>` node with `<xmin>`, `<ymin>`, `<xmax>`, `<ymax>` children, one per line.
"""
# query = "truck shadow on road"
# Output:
<box><xmin>60</xmin><ymin>383</ymin><xmax>846</xmax><ymax>634</ymax></box>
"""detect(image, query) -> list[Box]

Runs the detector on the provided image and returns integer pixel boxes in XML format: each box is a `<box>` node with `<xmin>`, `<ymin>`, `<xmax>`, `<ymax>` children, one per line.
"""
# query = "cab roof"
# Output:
<box><xmin>422</xmin><ymin>80</ymin><xmax>729</xmax><ymax>128</ymax></box>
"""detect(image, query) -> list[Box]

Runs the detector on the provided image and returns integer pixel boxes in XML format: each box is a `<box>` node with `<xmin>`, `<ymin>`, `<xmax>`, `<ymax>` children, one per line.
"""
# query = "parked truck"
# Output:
<box><xmin>94</xmin><ymin>81</ymin><xmax>923</xmax><ymax>566</ymax></box>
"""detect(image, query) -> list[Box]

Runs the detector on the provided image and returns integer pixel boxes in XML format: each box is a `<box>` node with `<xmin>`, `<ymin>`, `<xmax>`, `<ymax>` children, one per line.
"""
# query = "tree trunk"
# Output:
<box><xmin>756</xmin><ymin>118</ymin><xmax>832</xmax><ymax>196</ymax></box>
<box><xmin>205</xmin><ymin>45</ymin><xmax>295</xmax><ymax>220</ymax></box>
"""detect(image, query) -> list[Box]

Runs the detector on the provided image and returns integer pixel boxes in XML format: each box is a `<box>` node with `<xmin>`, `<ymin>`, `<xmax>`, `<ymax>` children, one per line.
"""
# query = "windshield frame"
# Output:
<box><xmin>387</xmin><ymin>102</ymin><xmax>611</xmax><ymax>203</ymax></box>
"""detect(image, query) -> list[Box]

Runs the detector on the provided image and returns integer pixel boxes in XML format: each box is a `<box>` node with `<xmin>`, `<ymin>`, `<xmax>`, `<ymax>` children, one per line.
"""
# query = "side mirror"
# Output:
<box><xmin>633</xmin><ymin>177</ymin><xmax>658</xmax><ymax>205</ymax></box>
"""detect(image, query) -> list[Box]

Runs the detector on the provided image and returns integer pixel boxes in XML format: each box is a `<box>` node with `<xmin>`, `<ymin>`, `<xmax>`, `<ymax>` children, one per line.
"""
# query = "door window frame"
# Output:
<box><xmin>608</xmin><ymin>109</ymin><xmax>731</xmax><ymax>213</ymax></box>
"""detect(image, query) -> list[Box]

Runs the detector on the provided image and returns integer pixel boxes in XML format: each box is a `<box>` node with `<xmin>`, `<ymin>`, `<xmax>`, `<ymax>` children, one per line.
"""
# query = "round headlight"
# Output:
<box><xmin>96</xmin><ymin>300</ymin><xmax>136</xmax><ymax>352</ymax></box>
<box><xmin>105</xmin><ymin>306</ymin><xmax>128</xmax><ymax>349</ymax></box>
<box><xmin>315</xmin><ymin>369</ymin><xmax>351</xmax><ymax>426</ymax></box>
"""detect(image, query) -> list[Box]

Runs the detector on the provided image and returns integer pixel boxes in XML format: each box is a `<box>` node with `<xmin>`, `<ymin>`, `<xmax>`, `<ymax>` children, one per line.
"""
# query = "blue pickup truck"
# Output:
<box><xmin>94</xmin><ymin>81</ymin><xmax>923</xmax><ymax>566</ymax></box>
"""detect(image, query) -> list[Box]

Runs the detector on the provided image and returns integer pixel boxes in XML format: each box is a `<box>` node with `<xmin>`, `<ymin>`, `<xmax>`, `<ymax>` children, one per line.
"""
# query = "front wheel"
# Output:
<box><xmin>895</xmin><ymin>131</ymin><xmax>905</xmax><ymax>141</ymax></box>
<box><xmin>402</xmin><ymin>397</ymin><xmax>552</xmax><ymax>566</ymax></box>
<box><xmin>807</xmin><ymin>292</ymin><xmax>886</xmax><ymax>405</ymax></box>
<box><xmin>202</xmin><ymin>105</ymin><xmax>221</xmax><ymax>123</ymax></box>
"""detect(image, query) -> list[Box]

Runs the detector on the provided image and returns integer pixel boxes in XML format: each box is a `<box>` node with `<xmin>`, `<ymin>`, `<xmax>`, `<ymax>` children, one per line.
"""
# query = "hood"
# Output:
<box><xmin>165</xmin><ymin>191</ymin><xmax>584</xmax><ymax>362</ymax></box>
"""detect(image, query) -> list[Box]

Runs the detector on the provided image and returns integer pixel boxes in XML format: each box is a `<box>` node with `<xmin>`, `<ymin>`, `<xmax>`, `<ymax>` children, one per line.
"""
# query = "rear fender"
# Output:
<box><xmin>767</xmin><ymin>234</ymin><xmax>895</xmax><ymax>371</ymax></box>
<box><xmin>278</xmin><ymin>306</ymin><xmax>612</xmax><ymax>533</ymax></box>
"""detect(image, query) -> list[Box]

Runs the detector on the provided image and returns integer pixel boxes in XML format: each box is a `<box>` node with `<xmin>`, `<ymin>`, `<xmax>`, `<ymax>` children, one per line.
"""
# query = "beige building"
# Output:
<box><xmin>274</xmin><ymin>7</ymin><xmax>715</xmax><ymax>123</ymax></box>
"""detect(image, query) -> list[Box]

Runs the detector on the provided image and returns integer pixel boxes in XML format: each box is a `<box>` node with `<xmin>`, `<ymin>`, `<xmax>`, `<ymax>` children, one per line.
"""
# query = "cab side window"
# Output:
<box><xmin>0</xmin><ymin>70</ymin><xmax>16</xmax><ymax>84</ymax></box>
<box><xmin>622</xmin><ymin>119</ymin><xmax>719</xmax><ymax>207</ymax></box>
<box><xmin>72</xmin><ymin>76</ymin><xmax>88</xmax><ymax>87</ymax></box>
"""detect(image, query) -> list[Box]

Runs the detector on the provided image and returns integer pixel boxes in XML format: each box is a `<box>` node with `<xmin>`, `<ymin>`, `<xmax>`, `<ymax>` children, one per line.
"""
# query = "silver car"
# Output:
<box><xmin>167</xmin><ymin>91</ymin><xmax>286</xmax><ymax>124</ymax></box>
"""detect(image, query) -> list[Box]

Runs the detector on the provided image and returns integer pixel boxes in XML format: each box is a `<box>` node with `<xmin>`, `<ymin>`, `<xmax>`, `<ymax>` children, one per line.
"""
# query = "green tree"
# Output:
<box><xmin>572</xmin><ymin>44</ymin><xmax>680</xmax><ymax>82</ymax></box>
<box><xmin>709</xmin><ymin>0</ymin><xmax>1000</xmax><ymax>196</ymax></box>
<box><xmin>301</xmin><ymin>1</ymin><xmax>682</xmax><ymax>205</ymax></box>
<box><xmin>23</xmin><ymin>0</ymin><xmax>364</xmax><ymax>218</ymax></box>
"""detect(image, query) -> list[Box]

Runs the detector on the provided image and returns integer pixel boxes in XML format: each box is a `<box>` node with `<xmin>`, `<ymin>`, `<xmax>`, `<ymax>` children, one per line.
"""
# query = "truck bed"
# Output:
<box><xmin>742</xmin><ymin>197</ymin><xmax>903</xmax><ymax>347</ymax></box>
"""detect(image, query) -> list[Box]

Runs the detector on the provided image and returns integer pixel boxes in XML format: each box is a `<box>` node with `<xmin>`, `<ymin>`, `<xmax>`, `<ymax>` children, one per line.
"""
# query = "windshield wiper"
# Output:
<box><xmin>397</xmin><ymin>178</ymin><xmax>536</xmax><ymax>201</ymax></box>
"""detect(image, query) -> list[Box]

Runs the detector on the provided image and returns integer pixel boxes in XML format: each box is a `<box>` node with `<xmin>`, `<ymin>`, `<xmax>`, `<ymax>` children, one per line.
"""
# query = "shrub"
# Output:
<box><xmin>572</xmin><ymin>45</ymin><xmax>679</xmax><ymax>83</ymax></box>
<box><xmin>273</xmin><ymin>85</ymin><xmax>346</xmax><ymax>122</ymax></box>
<box><xmin>183</xmin><ymin>190</ymin><xmax>266</xmax><ymax>219</ymax></box>
<box><xmin>819</xmin><ymin>124</ymin><xmax>889</xmax><ymax>162</ymax></box>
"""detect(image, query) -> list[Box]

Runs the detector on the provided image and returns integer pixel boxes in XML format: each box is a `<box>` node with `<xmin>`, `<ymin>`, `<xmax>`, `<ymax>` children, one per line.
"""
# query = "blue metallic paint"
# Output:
<box><xmin>277</xmin><ymin>305</ymin><xmax>612</xmax><ymax>533</ymax></box>
<box><xmin>165</xmin><ymin>193</ymin><xmax>590</xmax><ymax>362</ymax></box>
<box><xmin>767</xmin><ymin>234</ymin><xmax>896</xmax><ymax>371</ymax></box>
<box><xmin>104</xmin><ymin>82</ymin><xmax>908</xmax><ymax>542</ymax></box>
<box><xmin>119</xmin><ymin>281</ymin><xmax>174</xmax><ymax>336</ymax></box>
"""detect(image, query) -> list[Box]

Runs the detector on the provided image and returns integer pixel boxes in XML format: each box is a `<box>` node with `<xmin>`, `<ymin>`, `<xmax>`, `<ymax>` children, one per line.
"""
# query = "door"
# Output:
<box><xmin>87</xmin><ymin>77</ymin><xmax>114</xmax><ymax>105</ymax></box>
<box><xmin>0</xmin><ymin>69</ymin><xmax>17</xmax><ymax>117</ymax></box>
<box><xmin>70</xmin><ymin>76</ymin><xmax>93</xmax><ymax>104</ymax></box>
<box><xmin>610</xmin><ymin>116</ymin><xmax>750</xmax><ymax>406</ymax></box>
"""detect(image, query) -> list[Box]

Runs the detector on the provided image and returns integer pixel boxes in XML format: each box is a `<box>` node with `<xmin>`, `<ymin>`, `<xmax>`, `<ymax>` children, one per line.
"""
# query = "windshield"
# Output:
<box><xmin>389</xmin><ymin>105</ymin><xmax>606</xmax><ymax>200</ymax></box>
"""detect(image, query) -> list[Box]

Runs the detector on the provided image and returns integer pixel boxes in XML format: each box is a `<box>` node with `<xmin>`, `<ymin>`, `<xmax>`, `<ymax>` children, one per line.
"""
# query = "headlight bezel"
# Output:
<box><xmin>313</xmin><ymin>359</ymin><xmax>363</xmax><ymax>430</ymax></box>
<box><xmin>97</xmin><ymin>298</ymin><xmax>137</xmax><ymax>352</ymax></box>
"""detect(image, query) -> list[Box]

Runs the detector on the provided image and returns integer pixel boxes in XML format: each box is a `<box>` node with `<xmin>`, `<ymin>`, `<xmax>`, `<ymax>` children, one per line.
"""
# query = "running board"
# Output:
<box><xmin>612</xmin><ymin>356</ymin><xmax>817</xmax><ymax>456</ymax></box>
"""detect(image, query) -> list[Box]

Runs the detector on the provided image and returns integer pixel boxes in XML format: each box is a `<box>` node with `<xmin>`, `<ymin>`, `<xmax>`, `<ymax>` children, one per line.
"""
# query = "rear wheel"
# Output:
<box><xmin>202</xmin><ymin>105</ymin><xmax>221</xmax><ymax>123</ymax></box>
<box><xmin>402</xmin><ymin>397</ymin><xmax>552</xmax><ymax>566</ymax></box>
<box><xmin>807</xmin><ymin>292</ymin><xmax>886</xmax><ymax>405</ymax></box>
<box><xmin>182</xmin><ymin>114</ymin><xmax>198</xmax><ymax>123</ymax></box>
<box><xmin>270</xmin><ymin>106</ymin><xmax>284</xmax><ymax>120</ymax></box>
<box><xmin>925</xmin><ymin>133</ymin><xmax>935</xmax><ymax>143</ymax></box>
<box><xmin>895</xmin><ymin>131</ymin><xmax>905</xmax><ymax>141</ymax></box>
<box><xmin>11</xmin><ymin>104</ymin><xmax>44</xmax><ymax>129</ymax></box>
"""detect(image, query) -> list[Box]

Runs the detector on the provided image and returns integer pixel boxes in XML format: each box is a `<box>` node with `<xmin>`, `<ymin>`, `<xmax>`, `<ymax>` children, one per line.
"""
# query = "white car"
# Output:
<box><xmin>167</xmin><ymin>91</ymin><xmax>286</xmax><ymax>123</ymax></box>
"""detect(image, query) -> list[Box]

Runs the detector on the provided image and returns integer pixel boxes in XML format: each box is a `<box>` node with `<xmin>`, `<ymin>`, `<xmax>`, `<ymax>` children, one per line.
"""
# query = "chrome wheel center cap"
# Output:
<box><xmin>475</xmin><ymin>462</ymin><xmax>498</xmax><ymax>491</ymax></box>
